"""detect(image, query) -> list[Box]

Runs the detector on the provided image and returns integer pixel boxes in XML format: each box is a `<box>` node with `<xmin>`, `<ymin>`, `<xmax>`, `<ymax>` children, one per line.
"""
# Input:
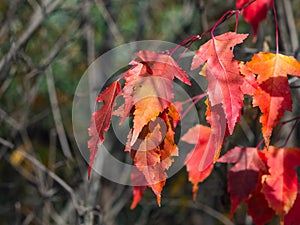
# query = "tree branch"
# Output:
<box><xmin>0</xmin><ymin>0</ymin><xmax>62</xmax><ymax>81</ymax></box>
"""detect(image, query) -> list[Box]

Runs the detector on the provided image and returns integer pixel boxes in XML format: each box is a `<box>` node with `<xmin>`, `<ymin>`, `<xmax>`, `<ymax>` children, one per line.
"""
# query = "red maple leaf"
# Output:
<box><xmin>130</xmin><ymin>167</ymin><xmax>147</xmax><ymax>209</ymax></box>
<box><xmin>191</xmin><ymin>32</ymin><xmax>248</xmax><ymax>134</ymax></box>
<box><xmin>284</xmin><ymin>193</ymin><xmax>300</xmax><ymax>225</ymax></box>
<box><xmin>262</xmin><ymin>147</ymin><xmax>300</xmax><ymax>218</ymax></box>
<box><xmin>246</xmin><ymin>184</ymin><xmax>275</xmax><ymax>225</ymax></box>
<box><xmin>182</xmin><ymin>124</ymin><xmax>213</xmax><ymax>199</ymax></box>
<box><xmin>87</xmin><ymin>81</ymin><xmax>121</xmax><ymax>178</ymax></box>
<box><xmin>218</xmin><ymin>147</ymin><xmax>267</xmax><ymax>216</ymax></box>
<box><xmin>245</xmin><ymin>52</ymin><xmax>300</xmax><ymax>147</ymax></box>
<box><xmin>236</xmin><ymin>0</ymin><xmax>272</xmax><ymax>40</ymax></box>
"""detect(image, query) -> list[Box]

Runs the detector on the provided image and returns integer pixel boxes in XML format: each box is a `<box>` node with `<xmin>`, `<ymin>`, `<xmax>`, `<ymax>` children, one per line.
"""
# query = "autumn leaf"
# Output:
<box><xmin>218</xmin><ymin>147</ymin><xmax>267</xmax><ymax>216</ymax></box>
<box><xmin>182</xmin><ymin>124</ymin><xmax>214</xmax><ymax>199</ymax></box>
<box><xmin>127</xmin><ymin>106</ymin><xmax>179</xmax><ymax>206</ymax></box>
<box><xmin>130</xmin><ymin>168</ymin><xmax>147</xmax><ymax>209</ymax></box>
<box><xmin>88</xmin><ymin>81</ymin><xmax>121</xmax><ymax>178</ymax></box>
<box><xmin>284</xmin><ymin>193</ymin><xmax>300</xmax><ymax>225</ymax></box>
<box><xmin>246</xmin><ymin>185</ymin><xmax>275</xmax><ymax>225</ymax></box>
<box><xmin>245</xmin><ymin>52</ymin><xmax>300</xmax><ymax>146</ymax></box>
<box><xmin>191</xmin><ymin>32</ymin><xmax>248</xmax><ymax>134</ymax></box>
<box><xmin>236</xmin><ymin>0</ymin><xmax>272</xmax><ymax>40</ymax></box>
<box><xmin>135</xmin><ymin>50</ymin><xmax>191</xmax><ymax>85</ymax></box>
<box><xmin>262</xmin><ymin>147</ymin><xmax>300</xmax><ymax>218</ymax></box>
<box><xmin>121</xmin><ymin>50</ymin><xmax>190</xmax><ymax>145</ymax></box>
<box><xmin>239</xmin><ymin>62</ymin><xmax>258</xmax><ymax>96</ymax></box>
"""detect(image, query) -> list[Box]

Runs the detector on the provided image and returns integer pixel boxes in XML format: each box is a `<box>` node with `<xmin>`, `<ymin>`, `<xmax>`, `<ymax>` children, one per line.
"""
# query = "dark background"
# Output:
<box><xmin>1</xmin><ymin>0</ymin><xmax>300</xmax><ymax>224</ymax></box>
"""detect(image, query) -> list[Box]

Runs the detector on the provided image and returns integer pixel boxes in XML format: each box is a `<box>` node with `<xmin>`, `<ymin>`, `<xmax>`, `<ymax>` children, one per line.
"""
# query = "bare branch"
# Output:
<box><xmin>0</xmin><ymin>0</ymin><xmax>62</xmax><ymax>80</ymax></box>
<box><xmin>0</xmin><ymin>137</ymin><xmax>14</xmax><ymax>149</ymax></box>
<box><xmin>94</xmin><ymin>0</ymin><xmax>124</xmax><ymax>44</ymax></box>
<box><xmin>46</xmin><ymin>67</ymin><xmax>73</xmax><ymax>159</ymax></box>
<box><xmin>16</xmin><ymin>149</ymin><xmax>85</xmax><ymax>215</ymax></box>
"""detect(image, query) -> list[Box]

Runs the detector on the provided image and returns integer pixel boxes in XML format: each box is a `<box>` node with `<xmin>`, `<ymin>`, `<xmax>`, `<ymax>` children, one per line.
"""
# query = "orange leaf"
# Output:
<box><xmin>191</xmin><ymin>32</ymin><xmax>248</xmax><ymax>134</ymax></box>
<box><xmin>127</xmin><ymin>106</ymin><xmax>179</xmax><ymax>206</ymax></box>
<box><xmin>87</xmin><ymin>81</ymin><xmax>121</xmax><ymax>178</ymax></box>
<box><xmin>121</xmin><ymin>50</ymin><xmax>190</xmax><ymax>145</ymax></box>
<box><xmin>246</xmin><ymin>52</ymin><xmax>300</xmax><ymax>146</ymax></box>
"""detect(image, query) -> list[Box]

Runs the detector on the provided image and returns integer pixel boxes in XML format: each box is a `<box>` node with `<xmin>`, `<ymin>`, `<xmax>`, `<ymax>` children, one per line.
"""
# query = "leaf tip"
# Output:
<box><xmin>192</xmin><ymin>183</ymin><xmax>198</xmax><ymax>202</ymax></box>
<box><xmin>156</xmin><ymin>195</ymin><xmax>161</xmax><ymax>207</ymax></box>
<box><xmin>88</xmin><ymin>166</ymin><xmax>92</xmax><ymax>180</ymax></box>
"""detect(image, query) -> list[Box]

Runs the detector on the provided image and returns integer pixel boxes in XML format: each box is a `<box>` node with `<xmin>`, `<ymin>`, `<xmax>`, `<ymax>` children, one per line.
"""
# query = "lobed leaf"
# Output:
<box><xmin>87</xmin><ymin>81</ymin><xmax>121</xmax><ymax>178</ymax></box>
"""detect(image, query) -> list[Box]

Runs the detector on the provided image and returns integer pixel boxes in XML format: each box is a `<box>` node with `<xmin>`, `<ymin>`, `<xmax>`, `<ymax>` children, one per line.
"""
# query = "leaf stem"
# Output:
<box><xmin>180</xmin><ymin>93</ymin><xmax>207</xmax><ymax>119</ymax></box>
<box><xmin>170</xmin><ymin>35</ymin><xmax>201</xmax><ymax>56</ymax></box>
<box><xmin>272</xmin><ymin>0</ymin><xmax>279</xmax><ymax>54</ymax></box>
<box><xmin>256</xmin><ymin>138</ymin><xmax>265</xmax><ymax>149</ymax></box>
<box><xmin>234</xmin><ymin>11</ymin><xmax>239</xmax><ymax>33</ymax></box>
<box><xmin>281</xmin><ymin>118</ymin><xmax>300</xmax><ymax>148</ymax></box>
<box><xmin>280</xmin><ymin>115</ymin><xmax>300</xmax><ymax>125</ymax></box>
<box><xmin>200</xmin><ymin>0</ymin><xmax>256</xmax><ymax>38</ymax></box>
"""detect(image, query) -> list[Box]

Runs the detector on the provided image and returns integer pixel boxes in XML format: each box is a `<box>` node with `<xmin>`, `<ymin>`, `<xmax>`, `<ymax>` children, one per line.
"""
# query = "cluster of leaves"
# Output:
<box><xmin>88</xmin><ymin>0</ymin><xmax>300</xmax><ymax>224</ymax></box>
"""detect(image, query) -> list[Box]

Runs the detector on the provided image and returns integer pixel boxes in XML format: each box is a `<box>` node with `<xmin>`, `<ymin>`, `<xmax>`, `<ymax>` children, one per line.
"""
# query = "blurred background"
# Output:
<box><xmin>0</xmin><ymin>0</ymin><xmax>300</xmax><ymax>224</ymax></box>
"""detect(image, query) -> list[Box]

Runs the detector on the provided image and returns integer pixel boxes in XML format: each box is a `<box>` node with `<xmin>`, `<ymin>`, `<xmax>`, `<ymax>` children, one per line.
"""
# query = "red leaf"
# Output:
<box><xmin>246</xmin><ymin>186</ymin><xmax>275</xmax><ymax>225</ymax></box>
<box><xmin>246</xmin><ymin>52</ymin><xmax>300</xmax><ymax>146</ymax></box>
<box><xmin>191</xmin><ymin>32</ymin><xmax>248</xmax><ymax>134</ymax></box>
<box><xmin>130</xmin><ymin>168</ymin><xmax>147</xmax><ymax>209</ymax></box>
<box><xmin>262</xmin><ymin>147</ymin><xmax>300</xmax><ymax>218</ymax></box>
<box><xmin>218</xmin><ymin>147</ymin><xmax>267</xmax><ymax>216</ymax></box>
<box><xmin>135</xmin><ymin>50</ymin><xmax>191</xmax><ymax>85</ymax></box>
<box><xmin>284</xmin><ymin>193</ymin><xmax>300</xmax><ymax>225</ymax></box>
<box><xmin>88</xmin><ymin>81</ymin><xmax>121</xmax><ymax>178</ymax></box>
<box><xmin>236</xmin><ymin>0</ymin><xmax>272</xmax><ymax>40</ymax></box>
<box><xmin>182</xmin><ymin>124</ymin><xmax>214</xmax><ymax>199</ymax></box>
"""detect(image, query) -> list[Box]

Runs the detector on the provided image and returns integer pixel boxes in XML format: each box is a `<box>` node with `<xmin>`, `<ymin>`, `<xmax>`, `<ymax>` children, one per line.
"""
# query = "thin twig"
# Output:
<box><xmin>0</xmin><ymin>0</ymin><xmax>62</xmax><ymax>80</ymax></box>
<box><xmin>82</xmin><ymin>1</ymin><xmax>102</xmax><ymax>220</ymax></box>
<box><xmin>94</xmin><ymin>0</ymin><xmax>124</xmax><ymax>44</ymax></box>
<box><xmin>283</xmin><ymin>0</ymin><xmax>299</xmax><ymax>52</ymax></box>
<box><xmin>46</xmin><ymin>67</ymin><xmax>72</xmax><ymax>159</ymax></box>
<box><xmin>16</xmin><ymin>149</ymin><xmax>85</xmax><ymax>215</ymax></box>
<box><xmin>0</xmin><ymin>107</ymin><xmax>20</xmax><ymax>130</ymax></box>
<box><xmin>26</xmin><ymin>20</ymin><xmax>80</xmax><ymax>80</ymax></box>
<box><xmin>281</xmin><ymin>118</ymin><xmax>299</xmax><ymax>148</ymax></box>
<box><xmin>165</xmin><ymin>199</ymin><xmax>235</xmax><ymax>225</ymax></box>
<box><xmin>0</xmin><ymin>137</ymin><xmax>14</xmax><ymax>149</ymax></box>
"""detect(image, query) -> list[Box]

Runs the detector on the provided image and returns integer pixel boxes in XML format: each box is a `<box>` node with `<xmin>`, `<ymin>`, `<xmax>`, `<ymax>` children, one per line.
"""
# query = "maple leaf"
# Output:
<box><xmin>236</xmin><ymin>0</ymin><xmax>272</xmax><ymax>40</ymax></box>
<box><xmin>182</xmin><ymin>124</ymin><xmax>214</xmax><ymax>199</ymax></box>
<box><xmin>246</xmin><ymin>185</ymin><xmax>275</xmax><ymax>225</ymax></box>
<box><xmin>135</xmin><ymin>50</ymin><xmax>191</xmax><ymax>85</ymax></box>
<box><xmin>284</xmin><ymin>193</ymin><xmax>300</xmax><ymax>225</ymax></box>
<box><xmin>121</xmin><ymin>50</ymin><xmax>190</xmax><ymax>145</ymax></box>
<box><xmin>245</xmin><ymin>52</ymin><xmax>300</xmax><ymax>147</ymax></box>
<box><xmin>239</xmin><ymin>62</ymin><xmax>258</xmax><ymax>96</ymax></box>
<box><xmin>191</xmin><ymin>32</ymin><xmax>248</xmax><ymax>134</ymax></box>
<box><xmin>218</xmin><ymin>147</ymin><xmax>267</xmax><ymax>216</ymax></box>
<box><xmin>87</xmin><ymin>81</ymin><xmax>121</xmax><ymax>178</ymax></box>
<box><xmin>262</xmin><ymin>147</ymin><xmax>300</xmax><ymax>218</ymax></box>
<box><xmin>127</xmin><ymin>106</ymin><xmax>179</xmax><ymax>206</ymax></box>
<box><xmin>130</xmin><ymin>168</ymin><xmax>147</xmax><ymax>209</ymax></box>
